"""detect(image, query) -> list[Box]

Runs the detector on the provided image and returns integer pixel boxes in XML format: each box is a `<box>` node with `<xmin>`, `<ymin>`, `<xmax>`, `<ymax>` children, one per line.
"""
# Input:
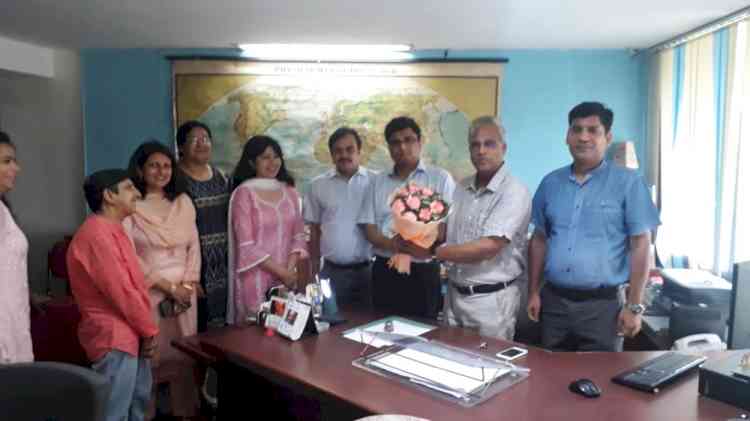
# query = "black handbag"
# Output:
<box><xmin>158</xmin><ymin>297</ymin><xmax>190</xmax><ymax>318</ymax></box>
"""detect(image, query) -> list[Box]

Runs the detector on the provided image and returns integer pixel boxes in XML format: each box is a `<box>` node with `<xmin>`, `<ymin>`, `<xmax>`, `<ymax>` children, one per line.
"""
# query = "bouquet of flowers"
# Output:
<box><xmin>388</xmin><ymin>182</ymin><xmax>450</xmax><ymax>274</ymax></box>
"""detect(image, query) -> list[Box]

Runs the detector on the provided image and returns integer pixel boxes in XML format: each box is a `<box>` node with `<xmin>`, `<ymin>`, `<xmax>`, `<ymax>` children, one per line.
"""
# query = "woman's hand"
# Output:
<box><xmin>260</xmin><ymin>257</ymin><xmax>299</xmax><ymax>290</ymax></box>
<box><xmin>279</xmin><ymin>268</ymin><xmax>299</xmax><ymax>290</ymax></box>
<box><xmin>287</xmin><ymin>252</ymin><xmax>300</xmax><ymax>273</ymax></box>
<box><xmin>160</xmin><ymin>280</ymin><xmax>192</xmax><ymax>306</ymax></box>
<box><xmin>195</xmin><ymin>283</ymin><xmax>206</xmax><ymax>298</ymax></box>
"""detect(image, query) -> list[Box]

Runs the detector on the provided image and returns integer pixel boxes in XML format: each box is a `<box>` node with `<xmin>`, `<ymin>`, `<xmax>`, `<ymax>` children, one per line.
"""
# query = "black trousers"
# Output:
<box><xmin>540</xmin><ymin>284</ymin><xmax>624</xmax><ymax>352</ymax></box>
<box><xmin>372</xmin><ymin>255</ymin><xmax>442</xmax><ymax>319</ymax></box>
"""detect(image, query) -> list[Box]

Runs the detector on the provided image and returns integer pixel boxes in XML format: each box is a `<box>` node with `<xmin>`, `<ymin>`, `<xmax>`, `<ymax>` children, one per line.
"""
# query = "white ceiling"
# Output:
<box><xmin>1</xmin><ymin>0</ymin><xmax>748</xmax><ymax>50</ymax></box>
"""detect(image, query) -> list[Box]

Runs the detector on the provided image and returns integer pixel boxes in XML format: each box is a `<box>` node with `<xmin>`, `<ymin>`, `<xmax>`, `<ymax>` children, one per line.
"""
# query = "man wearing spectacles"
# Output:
<box><xmin>358</xmin><ymin>116</ymin><xmax>455</xmax><ymax>319</ymax></box>
<box><xmin>527</xmin><ymin>102</ymin><xmax>660</xmax><ymax>352</ymax></box>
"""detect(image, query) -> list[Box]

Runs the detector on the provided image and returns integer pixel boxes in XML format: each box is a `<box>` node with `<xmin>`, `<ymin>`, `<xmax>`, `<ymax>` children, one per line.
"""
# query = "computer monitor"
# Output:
<box><xmin>728</xmin><ymin>260</ymin><xmax>750</xmax><ymax>349</ymax></box>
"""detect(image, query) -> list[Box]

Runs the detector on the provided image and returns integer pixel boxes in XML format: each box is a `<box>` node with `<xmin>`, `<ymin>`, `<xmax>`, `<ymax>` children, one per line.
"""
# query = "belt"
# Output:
<box><xmin>452</xmin><ymin>279</ymin><xmax>516</xmax><ymax>296</ymax></box>
<box><xmin>324</xmin><ymin>259</ymin><xmax>370</xmax><ymax>270</ymax></box>
<box><xmin>544</xmin><ymin>282</ymin><xmax>619</xmax><ymax>301</ymax></box>
<box><xmin>374</xmin><ymin>255</ymin><xmax>437</xmax><ymax>266</ymax></box>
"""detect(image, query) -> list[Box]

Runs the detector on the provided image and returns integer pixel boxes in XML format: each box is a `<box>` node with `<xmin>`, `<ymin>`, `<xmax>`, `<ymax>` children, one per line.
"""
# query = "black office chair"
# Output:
<box><xmin>0</xmin><ymin>361</ymin><xmax>110</xmax><ymax>421</ymax></box>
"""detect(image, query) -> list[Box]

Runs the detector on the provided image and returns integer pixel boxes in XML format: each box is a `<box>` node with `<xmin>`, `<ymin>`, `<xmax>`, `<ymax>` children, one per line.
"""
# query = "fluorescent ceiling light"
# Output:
<box><xmin>237</xmin><ymin>43</ymin><xmax>414</xmax><ymax>61</ymax></box>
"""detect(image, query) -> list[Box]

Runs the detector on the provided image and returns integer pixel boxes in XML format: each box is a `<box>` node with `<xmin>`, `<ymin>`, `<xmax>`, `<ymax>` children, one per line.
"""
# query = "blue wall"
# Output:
<box><xmin>82</xmin><ymin>48</ymin><xmax>647</xmax><ymax>192</ymax></box>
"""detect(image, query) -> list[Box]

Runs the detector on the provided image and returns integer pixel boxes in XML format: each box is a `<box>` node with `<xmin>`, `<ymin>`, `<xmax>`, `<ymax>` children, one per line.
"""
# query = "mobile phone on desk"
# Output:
<box><xmin>496</xmin><ymin>346</ymin><xmax>528</xmax><ymax>361</ymax></box>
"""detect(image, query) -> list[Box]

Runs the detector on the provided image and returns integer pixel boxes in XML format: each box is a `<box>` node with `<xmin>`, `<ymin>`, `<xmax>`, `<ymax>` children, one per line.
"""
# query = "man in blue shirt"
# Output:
<box><xmin>527</xmin><ymin>102</ymin><xmax>660</xmax><ymax>351</ymax></box>
<box><xmin>305</xmin><ymin>127</ymin><xmax>374</xmax><ymax>314</ymax></box>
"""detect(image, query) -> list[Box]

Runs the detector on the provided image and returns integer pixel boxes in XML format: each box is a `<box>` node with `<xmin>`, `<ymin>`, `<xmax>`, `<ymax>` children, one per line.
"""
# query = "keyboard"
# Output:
<box><xmin>611</xmin><ymin>352</ymin><xmax>707</xmax><ymax>393</ymax></box>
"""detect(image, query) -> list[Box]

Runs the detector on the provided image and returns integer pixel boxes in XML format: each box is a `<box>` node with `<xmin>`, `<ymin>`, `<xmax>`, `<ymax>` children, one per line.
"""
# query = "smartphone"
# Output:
<box><xmin>496</xmin><ymin>346</ymin><xmax>528</xmax><ymax>361</ymax></box>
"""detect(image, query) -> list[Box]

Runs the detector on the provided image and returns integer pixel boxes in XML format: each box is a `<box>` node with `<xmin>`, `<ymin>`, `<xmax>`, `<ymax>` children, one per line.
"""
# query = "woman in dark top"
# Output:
<box><xmin>176</xmin><ymin>121</ymin><xmax>229</xmax><ymax>332</ymax></box>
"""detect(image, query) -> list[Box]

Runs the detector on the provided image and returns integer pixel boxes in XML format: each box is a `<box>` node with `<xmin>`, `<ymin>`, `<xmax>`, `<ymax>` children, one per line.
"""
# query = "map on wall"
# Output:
<box><xmin>173</xmin><ymin>60</ymin><xmax>504</xmax><ymax>192</ymax></box>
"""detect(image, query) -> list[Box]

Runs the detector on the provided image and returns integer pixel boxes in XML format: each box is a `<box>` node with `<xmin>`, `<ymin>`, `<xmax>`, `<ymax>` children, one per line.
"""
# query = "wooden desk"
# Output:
<box><xmin>175</xmin><ymin>312</ymin><xmax>745</xmax><ymax>421</ymax></box>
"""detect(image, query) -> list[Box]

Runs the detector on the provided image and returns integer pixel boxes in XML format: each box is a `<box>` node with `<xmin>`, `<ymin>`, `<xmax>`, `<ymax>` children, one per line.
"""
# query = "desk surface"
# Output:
<box><xmin>176</xmin><ymin>312</ymin><xmax>744</xmax><ymax>421</ymax></box>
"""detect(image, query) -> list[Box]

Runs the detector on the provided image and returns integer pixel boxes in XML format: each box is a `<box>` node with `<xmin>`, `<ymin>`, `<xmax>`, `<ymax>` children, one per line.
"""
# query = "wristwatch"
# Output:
<box><xmin>626</xmin><ymin>303</ymin><xmax>646</xmax><ymax>315</ymax></box>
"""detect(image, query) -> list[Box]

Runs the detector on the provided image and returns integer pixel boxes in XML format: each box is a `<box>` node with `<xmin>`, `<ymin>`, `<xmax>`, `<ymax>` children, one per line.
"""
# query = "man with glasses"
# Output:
<box><xmin>526</xmin><ymin>102</ymin><xmax>660</xmax><ymax>351</ymax></box>
<box><xmin>358</xmin><ymin>116</ymin><xmax>455</xmax><ymax>319</ymax></box>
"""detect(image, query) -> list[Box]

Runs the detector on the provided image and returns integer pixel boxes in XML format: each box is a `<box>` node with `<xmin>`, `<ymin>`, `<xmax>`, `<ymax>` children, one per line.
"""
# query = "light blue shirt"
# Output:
<box><xmin>358</xmin><ymin>161</ymin><xmax>455</xmax><ymax>258</ymax></box>
<box><xmin>531</xmin><ymin>160</ymin><xmax>660</xmax><ymax>288</ymax></box>
<box><xmin>304</xmin><ymin>167</ymin><xmax>374</xmax><ymax>265</ymax></box>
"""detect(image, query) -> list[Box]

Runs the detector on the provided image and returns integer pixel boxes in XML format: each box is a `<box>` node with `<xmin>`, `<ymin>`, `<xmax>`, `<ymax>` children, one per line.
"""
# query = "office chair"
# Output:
<box><xmin>47</xmin><ymin>235</ymin><xmax>73</xmax><ymax>295</ymax></box>
<box><xmin>0</xmin><ymin>361</ymin><xmax>110</xmax><ymax>421</ymax></box>
<box><xmin>30</xmin><ymin>296</ymin><xmax>88</xmax><ymax>366</ymax></box>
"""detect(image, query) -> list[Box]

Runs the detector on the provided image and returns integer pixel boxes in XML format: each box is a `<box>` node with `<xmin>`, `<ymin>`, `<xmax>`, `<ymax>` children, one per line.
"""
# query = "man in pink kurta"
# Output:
<box><xmin>67</xmin><ymin>169</ymin><xmax>158</xmax><ymax>421</ymax></box>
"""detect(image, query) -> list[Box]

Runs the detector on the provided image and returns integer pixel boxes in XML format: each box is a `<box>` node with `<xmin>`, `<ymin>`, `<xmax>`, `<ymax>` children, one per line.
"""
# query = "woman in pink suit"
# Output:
<box><xmin>0</xmin><ymin>131</ymin><xmax>33</xmax><ymax>364</ymax></box>
<box><xmin>227</xmin><ymin>136</ymin><xmax>308</xmax><ymax>324</ymax></box>
<box><xmin>125</xmin><ymin>140</ymin><xmax>200</xmax><ymax>420</ymax></box>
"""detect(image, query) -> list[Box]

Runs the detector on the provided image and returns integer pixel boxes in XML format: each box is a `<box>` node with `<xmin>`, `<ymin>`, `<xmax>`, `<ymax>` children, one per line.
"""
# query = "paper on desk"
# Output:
<box><xmin>342</xmin><ymin>317</ymin><xmax>435</xmax><ymax>348</ymax></box>
<box><xmin>368</xmin><ymin>348</ymin><xmax>510</xmax><ymax>395</ymax></box>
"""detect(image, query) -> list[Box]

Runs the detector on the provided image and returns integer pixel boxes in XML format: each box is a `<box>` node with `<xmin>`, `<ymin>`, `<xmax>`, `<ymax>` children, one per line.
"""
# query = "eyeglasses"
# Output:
<box><xmin>187</xmin><ymin>135</ymin><xmax>212</xmax><ymax>145</ymax></box>
<box><xmin>387</xmin><ymin>136</ymin><xmax>419</xmax><ymax>148</ymax></box>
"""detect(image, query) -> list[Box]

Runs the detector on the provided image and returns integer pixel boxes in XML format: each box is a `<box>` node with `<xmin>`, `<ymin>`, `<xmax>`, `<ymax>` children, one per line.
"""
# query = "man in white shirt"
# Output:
<box><xmin>408</xmin><ymin>116</ymin><xmax>530</xmax><ymax>339</ymax></box>
<box><xmin>305</xmin><ymin>127</ymin><xmax>374</xmax><ymax>314</ymax></box>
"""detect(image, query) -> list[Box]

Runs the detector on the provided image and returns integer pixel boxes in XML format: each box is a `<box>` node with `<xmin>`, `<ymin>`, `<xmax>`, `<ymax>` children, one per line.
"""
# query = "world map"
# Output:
<box><xmin>176</xmin><ymin>69</ymin><xmax>500</xmax><ymax>193</ymax></box>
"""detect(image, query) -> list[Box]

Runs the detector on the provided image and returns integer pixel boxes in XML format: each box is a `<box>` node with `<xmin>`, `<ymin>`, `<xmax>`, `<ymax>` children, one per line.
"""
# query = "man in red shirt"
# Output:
<box><xmin>67</xmin><ymin>169</ymin><xmax>158</xmax><ymax>421</ymax></box>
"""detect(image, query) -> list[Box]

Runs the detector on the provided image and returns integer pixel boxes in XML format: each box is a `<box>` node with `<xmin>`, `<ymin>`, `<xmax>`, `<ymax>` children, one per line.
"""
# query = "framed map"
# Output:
<box><xmin>172</xmin><ymin>59</ymin><xmax>504</xmax><ymax>192</ymax></box>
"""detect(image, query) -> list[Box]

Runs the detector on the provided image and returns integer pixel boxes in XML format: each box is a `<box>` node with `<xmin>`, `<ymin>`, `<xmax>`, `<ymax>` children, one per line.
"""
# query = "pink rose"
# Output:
<box><xmin>392</xmin><ymin>199</ymin><xmax>406</xmax><ymax>214</ymax></box>
<box><xmin>403</xmin><ymin>211</ymin><xmax>418</xmax><ymax>222</ymax></box>
<box><xmin>406</xmin><ymin>195</ymin><xmax>421</xmax><ymax>210</ymax></box>
<box><xmin>408</xmin><ymin>183</ymin><xmax>420</xmax><ymax>193</ymax></box>
<box><xmin>421</xmin><ymin>187</ymin><xmax>434</xmax><ymax>196</ymax></box>
<box><xmin>430</xmin><ymin>200</ymin><xmax>445</xmax><ymax>215</ymax></box>
<box><xmin>418</xmin><ymin>208</ymin><xmax>432</xmax><ymax>222</ymax></box>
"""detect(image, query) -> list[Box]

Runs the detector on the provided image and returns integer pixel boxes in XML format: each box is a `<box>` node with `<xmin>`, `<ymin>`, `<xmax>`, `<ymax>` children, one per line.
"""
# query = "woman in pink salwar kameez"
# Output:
<box><xmin>0</xmin><ymin>132</ymin><xmax>33</xmax><ymax>365</ymax></box>
<box><xmin>227</xmin><ymin>136</ymin><xmax>308</xmax><ymax>324</ymax></box>
<box><xmin>125</xmin><ymin>140</ymin><xmax>200</xmax><ymax>420</ymax></box>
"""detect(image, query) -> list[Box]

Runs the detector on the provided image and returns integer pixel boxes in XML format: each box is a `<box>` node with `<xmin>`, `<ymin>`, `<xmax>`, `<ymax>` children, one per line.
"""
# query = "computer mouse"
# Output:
<box><xmin>569</xmin><ymin>378</ymin><xmax>601</xmax><ymax>398</ymax></box>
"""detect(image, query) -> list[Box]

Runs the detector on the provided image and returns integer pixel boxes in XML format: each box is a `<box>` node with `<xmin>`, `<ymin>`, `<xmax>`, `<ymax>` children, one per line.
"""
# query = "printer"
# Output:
<box><xmin>660</xmin><ymin>268</ymin><xmax>732</xmax><ymax>307</ymax></box>
<box><xmin>660</xmin><ymin>269</ymin><xmax>732</xmax><ymax>343</ymax></box>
